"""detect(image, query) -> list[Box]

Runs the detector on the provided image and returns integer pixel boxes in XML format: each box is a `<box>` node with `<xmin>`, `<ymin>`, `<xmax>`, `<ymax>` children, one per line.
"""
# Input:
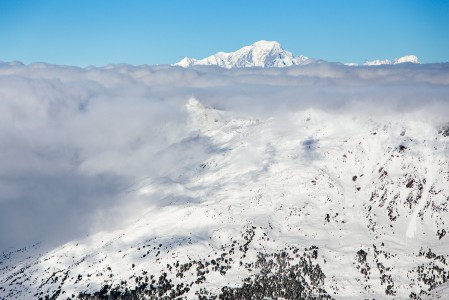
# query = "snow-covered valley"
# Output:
<box><xmin>0</xmin><ymin>61</ymin><xmax>448</xmax><ymax>299</ymax></box>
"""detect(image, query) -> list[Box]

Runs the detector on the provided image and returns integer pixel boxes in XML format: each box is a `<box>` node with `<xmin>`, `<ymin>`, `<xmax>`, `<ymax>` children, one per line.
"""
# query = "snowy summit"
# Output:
<box><xmin>175</xmin><ymin>40</ymin><xmax>421</xmax><ymax>68</ymax></box>
<box><xmin>175</xmin><ymin>40</ymin><xmax>310</xmax><ymax>68</ymax></box>
<box><xmin>364</xmin><ymin>55</ymin><xmax>420</xmax><ymax>66</ymax></box>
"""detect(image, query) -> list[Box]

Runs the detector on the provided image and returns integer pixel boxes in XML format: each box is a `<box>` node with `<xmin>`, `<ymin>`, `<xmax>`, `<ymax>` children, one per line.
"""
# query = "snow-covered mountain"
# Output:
<box><xmin>175</xmin><ymin>40</ymin><xmax>310</xmax><ymax>68</ymax></box>
<box><xmin>394</xmin><ymin>55</ymin><xmax>420</xmax><ymax>64</ymax></box>
<box><xmin>1</xmin><ymin>98</ymin><xmax>448</xmax><ymax>299</ymax></box>
<box><xmin>174</xmin><ymin>40</ymin><xmax>421</xmax><ymax>68</ymax></box>
<box><xmin>364</xmin><ymin>55</ymin><xmax>420</xmax><ymax>66</ymax></box>
<box><xmin>0</xmin><ymin>62</ymin><xmax>448</xmax><ymax>300</ymax></box>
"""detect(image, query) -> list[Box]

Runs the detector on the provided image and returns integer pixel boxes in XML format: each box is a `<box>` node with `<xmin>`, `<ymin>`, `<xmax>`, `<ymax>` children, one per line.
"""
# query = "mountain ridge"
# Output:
<box><xmin>364</xmin><ymin>54</ymin><xmax>420</xmax><ymax>66</ymax></box>
<box><xmin>175</xmin><ymin>40</ymin><xmax>420</xmax><ymax>68</ymax></box>
<box><xmin>175</xmin><ymin>40</ymin><xmax>311</xmax><ymax>68</ymax></box>
<box><xmin>1</xmin><ymin>62</ymin><xmax>448</xmax><ymax>300</ymax></box>
<box><xmin>1</xmin><ymin>100</ymin><xmax>448</xmax><ymax>299</ymax></box>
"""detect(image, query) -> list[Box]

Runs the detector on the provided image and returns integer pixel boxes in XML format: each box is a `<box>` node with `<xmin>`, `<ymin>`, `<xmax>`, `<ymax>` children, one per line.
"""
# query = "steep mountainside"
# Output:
<box><xmin>1</xmin><ymin>99</ymin><xmax>448</xmax><ymax>299</ymax></box>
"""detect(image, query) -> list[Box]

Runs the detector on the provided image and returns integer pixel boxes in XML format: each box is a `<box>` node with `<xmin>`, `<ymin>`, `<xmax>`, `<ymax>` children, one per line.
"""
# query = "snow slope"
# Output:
<box><xmin>0</xmin><ymin>61</ymin><xmax>449</xmax><ymax>300</ymax></box>
<box><xmin>1</xmin><ymin>98</ymin><xmax>448</xmax><ymax>299</ymax></box>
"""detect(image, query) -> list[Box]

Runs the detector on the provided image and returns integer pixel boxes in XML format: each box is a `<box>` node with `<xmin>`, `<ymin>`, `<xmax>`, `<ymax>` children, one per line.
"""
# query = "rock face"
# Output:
<box><xmin>1</xmin><ymin>99</ymin><xmax>448</xmax><ymax>300</ymax></box>
<box><xmin>174</xmin><ymin>40</ymin><xmax>310</xmax><ymax>68</ymax></box>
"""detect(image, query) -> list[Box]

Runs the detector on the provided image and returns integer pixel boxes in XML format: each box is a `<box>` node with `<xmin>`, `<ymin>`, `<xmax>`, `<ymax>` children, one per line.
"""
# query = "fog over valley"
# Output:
<box><xmin>1</xmin><ymin>61</ymin><xmax>449</xmax><ymax>299</ymax></box>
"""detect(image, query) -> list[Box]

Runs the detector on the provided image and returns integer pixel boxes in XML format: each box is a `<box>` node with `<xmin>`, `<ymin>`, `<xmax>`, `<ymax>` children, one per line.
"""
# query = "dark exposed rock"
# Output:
<box><xmin>218</xmin><ymin>250</ymin><xmax>330</xmax><ymax>300</ymax></box>
<box><xmin>76</xmin><ymin>246</ymin><xmax>331</xmax><ymax>300</ymax></box>
<box><xmin>438</xmin><ymin>124</ymin><xmax>449</xmax><ymax>137</ymax></box>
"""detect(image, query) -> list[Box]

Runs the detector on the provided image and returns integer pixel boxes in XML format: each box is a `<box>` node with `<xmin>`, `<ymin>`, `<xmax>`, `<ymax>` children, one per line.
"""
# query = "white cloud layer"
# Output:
<box><xmin>0</xmin><ymin>61</ymin><xmax>448</xmax><ymax>248</ymax></box>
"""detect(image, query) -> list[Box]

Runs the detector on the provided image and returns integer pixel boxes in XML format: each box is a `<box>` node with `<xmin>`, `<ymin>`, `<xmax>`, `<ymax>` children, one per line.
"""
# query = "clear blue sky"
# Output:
<box><xmin>1</xmin><ymin>0</ymin><xmax>449</xmax><ymax>66</ymax></box>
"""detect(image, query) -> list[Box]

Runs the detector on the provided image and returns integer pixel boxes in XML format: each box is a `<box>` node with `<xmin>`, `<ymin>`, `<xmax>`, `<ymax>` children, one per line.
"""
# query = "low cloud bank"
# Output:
<box><xmin>0</xmin><ymin>62</ymin><xmax>448</xmax><ymax>248</ymax></box>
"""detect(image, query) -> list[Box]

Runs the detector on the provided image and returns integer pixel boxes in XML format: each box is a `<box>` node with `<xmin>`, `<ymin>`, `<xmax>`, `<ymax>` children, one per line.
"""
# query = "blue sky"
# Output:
<box><xmin>1</xmin><ymin>0</ymin><xmax>449</xmax><ymax>66</ymax></box>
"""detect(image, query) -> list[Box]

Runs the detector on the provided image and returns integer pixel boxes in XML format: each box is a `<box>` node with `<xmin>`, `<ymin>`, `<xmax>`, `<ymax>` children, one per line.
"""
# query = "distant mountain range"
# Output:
<box><xmin>175</xmin><ymin>40</ymin><xmax>420</xmax><ymax>68</ymax></box>
<box><xmin>175</xmin><ymin>40</ymin><xmax>310</xmax><ymax>68</ymax></box>
<box><xmin>363</xmin><ymin>55</ymin><xmax>420</xmax><ymax>66</ymax></box>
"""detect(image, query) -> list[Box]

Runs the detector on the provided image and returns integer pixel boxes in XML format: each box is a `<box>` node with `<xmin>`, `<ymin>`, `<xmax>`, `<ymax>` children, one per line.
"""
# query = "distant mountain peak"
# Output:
<box><xmin>174</xmin><ymin>41</ymin><xmax>420</xmax><ymax>68</ymax></box>
<box><xmin>177</xmin><ymin>57</ymin><xmax>198</xmax><ymax>67</ymax></box>
<box><xmin>364</xmin><ymin>55</ymin><xmax>420</xmax><ymax>66</ymax></box>
<box><xmin>174</xmin><ymin>40</ymin><xmax>310</xmax><ymax>68</ymax></box>
<box><xmin>394</xmin><ymin>55</ymin><xmax>420</xmax><ymax>64</ymax></box>
<box><xmin>250</xmin><ymin>40</ymin><xmax>282</xmax><ymax>50</ymax></box>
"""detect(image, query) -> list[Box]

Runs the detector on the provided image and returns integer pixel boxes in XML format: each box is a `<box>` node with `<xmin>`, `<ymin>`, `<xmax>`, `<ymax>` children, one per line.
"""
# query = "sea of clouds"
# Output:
<box><xmin>0</xmin><ymin>61</ymin><xmax>448</xmax><ymax>249</ymax></box>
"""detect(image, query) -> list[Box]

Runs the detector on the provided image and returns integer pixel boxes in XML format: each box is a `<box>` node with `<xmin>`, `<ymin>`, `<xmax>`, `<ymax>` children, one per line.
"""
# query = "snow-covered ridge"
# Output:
<box><xmin>1</xmin><ymin>63</ymin><xmax>448</xmax><ymax>300</ymax></box>
<box><xmin>174</xmin><ymin>40</ymin><xmax>310</xmax><ymax>68</ymax></box>
<box><xmin>364</xmin><ymin>55</ymin><xmax>420</xmax><ymax>66</ymax></box>
<box><xmin>174</xmin><ymin>40</ymin><xmax>421</xmax><ymax>68</ymax></box>
<box><xmin>2</xmin><ymin>101</ymin><xmax>449</xmax><ymax>299</ymax></box>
